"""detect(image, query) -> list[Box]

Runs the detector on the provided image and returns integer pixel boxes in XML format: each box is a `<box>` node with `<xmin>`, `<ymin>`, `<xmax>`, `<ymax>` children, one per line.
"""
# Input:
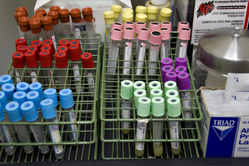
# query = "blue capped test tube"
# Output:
<box><xmin>13</xmin><ymin>91</ymin><xmax>27</xmax><ymax>106</ymax></box>
<box><xmin>0</xmin><ymin>75</ymin><xmax>13</xmax><ymax>87</ymax></box>
<box><xmin>2</xmin><ymin>83</ymin><xmax>15</xmax><ymax>101</ymax></box>
<box><xmin>16</xmin><ymin>82</ymin><xmax>29</xmax><ymax>93</ymax></box>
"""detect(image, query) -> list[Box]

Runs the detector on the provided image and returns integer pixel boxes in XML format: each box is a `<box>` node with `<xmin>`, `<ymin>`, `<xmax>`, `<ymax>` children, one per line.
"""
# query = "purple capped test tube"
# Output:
<box><xmin>161</xmin><ymin>65</ymin><xmax>174</xmax><ymax>82</ymax></box>
<box><xmin>165</xmin><ymin>71</ymin><xmax>177</xmax><ymax>83</ymax></box>
<box><xmin>175</xmin><ymin>66</ymin><xmax>187</xmax><ymax>74</ymax></box>
<box><xmin>161</xmin><ymin>58</ymin><xmax>173</xmax><ymax>67</ymax></box>
<box><xmin>175</xmin><ymin>57</ymin><xmax>187</xmax><ymax>68</ymax></box>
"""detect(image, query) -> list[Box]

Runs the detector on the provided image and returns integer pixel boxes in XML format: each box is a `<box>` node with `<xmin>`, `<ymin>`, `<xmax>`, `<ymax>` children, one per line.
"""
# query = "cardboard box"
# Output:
<box><xmin>199</xmin><ymin>87</ymin><xmax>249</xmax><ymax>158</ymax></box>
<box><xmin>34</xmin><ymin>0</ymin><xmax>132</xmax><ymax>42</ymax></box>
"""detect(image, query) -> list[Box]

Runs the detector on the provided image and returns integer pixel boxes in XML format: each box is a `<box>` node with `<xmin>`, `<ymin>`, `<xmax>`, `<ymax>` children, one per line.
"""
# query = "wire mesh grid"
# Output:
<box><xmin>100</xmin><ymin>32</ymin><xmax>203</xmax><ymax>159</ymax></box>
<box><xmin>0</xmin><ymin>34</ymin><xmax>101</xmax><ymax>163</ymax></box>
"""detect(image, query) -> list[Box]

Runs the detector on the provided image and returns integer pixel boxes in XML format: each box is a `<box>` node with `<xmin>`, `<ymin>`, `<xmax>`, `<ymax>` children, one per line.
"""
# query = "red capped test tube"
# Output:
<box><xmin>24</xmin><ymin>51</ymin><xmax>38</xmax><ymax>83</ymax></box>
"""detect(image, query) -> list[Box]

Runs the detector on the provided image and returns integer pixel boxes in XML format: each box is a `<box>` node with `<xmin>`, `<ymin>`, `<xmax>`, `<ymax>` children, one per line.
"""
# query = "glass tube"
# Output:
<box><xmin>148</xmin><ymin>43</ymin><xmax>160</xmax><ymax>75</ymax></box>
<box><xmin>121</xmin><ymin>99</ymin><xmax>131</xmax><ymax>134</ymax></box>
<box><xmin>107</xmin><ymin>40</ymin><xmax>120</xmax><ymax>74</ymax></box>
<box><xmin>63</xmin><ymin>107</ymin><xmax>77</xmax><ymax>142</ymax></box>
<box><xmin>136</xmin><ymin>39</ymin><xmax>147</xmax><ymax>75</ymax></box>
<box><xmin>123</xmin><ymin>39</ymin><xmax>133</xmax><ymax>75</ymax></box>
<box><xmin>161</xmin><ymin>39</ymin><xmax>170</xmax><ymax>59</ymax></box>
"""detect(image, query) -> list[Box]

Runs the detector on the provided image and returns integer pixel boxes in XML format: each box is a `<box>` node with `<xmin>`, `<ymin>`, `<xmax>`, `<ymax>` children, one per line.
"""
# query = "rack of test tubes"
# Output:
<box><xmin>0</xmin><ymin>6</ymin><xmax>101</xmax><ymax>163</ymax></box>
<box><xmin>100</xmin><ymin>20</ymin><xmax>203</xmax><ymax>159</ymax></box>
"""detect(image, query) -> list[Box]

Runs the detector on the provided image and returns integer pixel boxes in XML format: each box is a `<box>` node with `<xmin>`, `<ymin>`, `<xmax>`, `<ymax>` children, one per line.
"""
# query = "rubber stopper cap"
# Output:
<box><xmin>137</xmin><ymin>97</ymin><xmax>151</xmax><ymax>117</ymax></box>
<box><xmin>59</xmin><ymin>89</ymin><xmax>74</xmax><ymax>109</ymax></box>
<box><xmin>55</xmin><ymin>52</ymin><xmax>68</xmax><ymax>68</ymax></box>
<box><xmin>151</xmin><ymin>97</ymin><xmax>165</xmax><ymax>117</ymax></box>
<box><xmin>24</xmin><ymin>51</ymin><xmax>38</xmax><ymax>68</ymax></box>
<box><xmin>39</xmin><ymin>51</ymin><xmax>52</xmax><ymax>67</ymax></box>
<box><xmin>69</xmin><ymin>45</ymin><xmax>81</xmax><ymax>61</ymax></box>
<box><xmin>134</xmin><ymin>89</ymin><xmax>146</xmax><ymax>108</ymax></box>
<box><xmin>6</xmin><ymin>102</ymin><xmax>22</xmax><ymax>122</ymax></box>
<box><xmin>149</xmin><ymin>81</ymin><xmax>161</xmax><ymax>91</ymax></box>
<box><xmin>15</xmin><ymin>39</ymin><xmax>27</xmax><ymax>49</ymax></box>
<box><xmin>0</xmin><ymin>75</ymin><xmax>13</xmax><ymax>86</ymax></box>
<box><xmin>13</xmin><ymin>91</ymin><xmax>27</xmax><ymax>107</ymax></box>
<box><xmin>2</xmin><ymin>83</ymin><xmax>15</xmax><ymax>101</ymax></box>
<box><xmin>27</xmin><ymin>45</ymin><xmax>39</xmax><ymax>61</ymax></box>
<box><xmin>167</xmin><ymin>97</ymin><xmax>181</xmax><ymax>117</ymax></box>
<box><xmin>70</xmin><ymin>39</ymin><xmax>80</xmax><ymax>47</ymax></box>
<box><xmin>40</xmin><ymin>99</ymin><xmax>56</xmax><ymax>119</ymax></box>
<box><xmin>16</xmin><ymin>45</ymin><xmax>27</xmax><ymax>54</ymax></box>
<box><xmin>31</xmin><ymin>40</ymin><xmax>42</xmax><ymax>52</ymax></box>
<box><xmin>44</xmin><ymin>88</ymin><xmax>58</xmax><ymax>107</ymax></box>
<box><xmin>81</xmin><ymin>52</ymin><xmax>94</xmax><ymax>68</ymax></box>
<box><xmin>133</xmin><ymin>81</ymin><xmax>145</xmax><ymax>91</ymax></box>
<box><xmin>21</xmin><ymin>101</ymin><xmax>38</xmax><ymax>122</ymax></box>
<box><xmin>12</xmin><ymin>52</ymin><xmax>25</xmax><ymax>68</ymax></box>
<box><xmin>120</xmin><ymin>80</ymin><xmax>133</xmax><ymax>99</ymax></box>
<box><xmin>16</xmin><ymin>82</ymin><xmax>29</xmax><ymax>93</ymax></box>
<box><xmin>43</xmin><ymin>39</ymin><xmax>55</xmax><ymax>59</ymax></box>
<box><xmin>59</xmin><ymin>39</ymin><xmax>70</xmax><ymax>47</ymax></box>
<box><xmin>41</xmin><ymin>45</ymin><xmax>53</xmax><ymax>61</ymax></box>
<box><xmin>57</xmin><ymin>46</ymin><xmax>69</xmax><ymax>61</ymax></box>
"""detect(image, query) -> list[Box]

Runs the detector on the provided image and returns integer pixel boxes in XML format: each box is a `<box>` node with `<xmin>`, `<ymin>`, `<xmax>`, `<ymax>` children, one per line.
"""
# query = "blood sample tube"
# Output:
<box><xmin>165</xmin><ymin>72</ymin><xmax>178</xmax><ymax>83</ymax></box>
<box><xmin>27</xmin><ymin>45</ymin><xmax>39</xmax><ymax>61</ymax></box>
<box><xmin>161</xmin><ymin>58</ymin><xmax>173</xmax><ymax>67</ymax></box>
<box><xmin>177</xmin><ymin>21</ymin><xmax>189</xmax><ymax>33</ymax></box>
<box><xmin>24</xmin><ymin>51</ymin><xmax>39</xmax><ymax>83</ymax></box>
<box><xmin>175</xmin><ymin>28</ymin><xmax>191</xmax><ymax>58</ymax></box>
<box><xmin>50</xmin><ymin>6</ymin><xmax>61</xmax><ymax>12</ymax></box>
<box><xmin>161</xmin><ymin>21</ymin><xmax>172</xmax><ymax>31</ymax></box>
<box><xmin>160</xmin><ymin>28</ymin><xmax>170</xmax><ymax>59</ymax></box>
<box><xmin>134</xmin><ymin>89</ymin><xmax>146</xmax><ymax>108</ymax></box>
<box><xmin>111</xmin><ymin>5</ymin><xmax>122</xmax><ymax>22</ymax></box>
<box><xmin>16</xmin><ymin>45</ymin><xmax>27</xmax><ymax>54</ymax></box>
<box><xmin>136</xmin><ymin>14</ymin><xmax>147</xmax><ymax>23</ymax></box>
<box><xmin>43</xmin><ymin>39</ymin><xmax>55</xmax><ymax>60</ymax></box>
<box><xmin>161</xmin><ymin>65</ymin><xmax>174</xmax><ymax>83</ymax></box>
<box><xmin>59</xmin><ymin>39</ymin><xmax>70</xmax><ymax>47</ymax></box>
<box><xmin>12</xmin><ymin>52</ymin><xmax>25</xmax><ymax>83</ymax></box>
<box><xmin>124</xmin><ymin>21</ymin><xmax>135</xmax><ymax>29</ymax></box>
<box><xmin>55</xmin><ymin>52</ymin><xmax>68</xmax><ymax>90</ymax></box>
<box><xmin>136</xmin><ymin>6</ymin><xmax>147</xmax><ymax>15</ymax></box>
<box><xmin>16</xmin><ymin>7</ymin><xmax>28</xmax><ymax>16</ymax></box>
<box><xmin>160</xmin><ymin>8</ymin><xmax>172</xmax><ymax>22</ymax></box>
<box><xmin>15</xmin><ymin>39</ymin><xmax>27</xmax><ymax>49</ymax></box>
<box><xmin>31</xmin><ymin>40</ymin><xmax>42</xmax><ymax>53</ymax></box>
<box><xmin>134</xmin><ymin>22</ymin><xmax>146</xmax><ymax>52</ymax></box>
<box><xmin>14</xmin><ymin>12</ymin><xmax>26</xmax><ymax>36</ymax></box>
<box><xmin>57</xmin><ymin>46</ymin><xmax>69</xmax><ymax>61</ymax></box>
<box><xmin>149</xmin><ymin>21</ymin><xmax>160</xmax><ymax>33</ymax></box>
<box><xmin>0</xmin><ymin>75</ymin><xmax>13</xmax><ymax>86</ymax></box>
<box><xmin>147</xmin><ymin>6</ymin><xmax>158</xmax><ymax>28</ymax></box>
<box><xmin>16</xmin><ymin>82</ymin><xmax>29</xmax><ymax>93</ymax></box>
<box><xmin>32</xmin><ymin>14</ymin><xmax>43</xmax><ymax>20</ymax></box>
<box><xmin>149</xmin><ymin>81</ymin><xmax>161</xmax><ymax>91</ymax></box>
<box><xmin>175</xmin><ymin>57</ymin><xmax>187</xmax><ymax>68</ymax></box>
<box><xmin>103</xmin><ymin>11</ymin><xmax>115</xmax><ymax>42</ymax></box>
<box><xmin>133</xmin><ymin>81</ymin><xmax>146</xmax><ymax>91</ymax></box>
<box><xmin>48</xmin><ymin>11</ymin><xmax>60</xmax><ymax>42</ymax></box>
<box><xmin>35</xmin><ymin>9</ymin><xmax>46</xmax><ymax>17</ymax></box>
<box><xmin>59</xmin><ymin>9</ymin><xmax>72</xmax><ymax>38</ymax></box>
<box><xmin>175</xmin><ymin>66</ymin><xmax>187</xmax><ymax>74</ymax></box>
<box><xmin>41</xmin><ymin>16</ymin><xmax>57</xmax><ymax>50</ymax></box>
<box><xmin>112</xmin><ymin>22</ymin><xmax>123</xmax><ymax>30</ymax></box>
<box><xmin>29</xmin><ymin>18</ymin><xmax>43</xmax><ymax>42</ymax></box>
<box><xmin>122</xmin><ymin>13</ymin><xmax>133</xmax><ymax>24</ymax></box>
<box><xmin>70</xmin><ymin>8</ymin><xmax>85</xmax><ymax>39</ymax></box>
<box><xmin>18</xmin><ymin>17</ymin><xmax>31</xmax><ymax>45</ymax></box>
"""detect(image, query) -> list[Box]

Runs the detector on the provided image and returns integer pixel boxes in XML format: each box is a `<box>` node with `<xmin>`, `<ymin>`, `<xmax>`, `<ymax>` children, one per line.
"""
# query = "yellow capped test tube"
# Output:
<box><xmin>123</xmin><ymin>8</ymin><xmax>133</xmax><ymax>14</ymax></box>
<box><xmin>160</xmin><ymin>8</ymin><xmax>172</xmax><ymax>22</ymax></box>
<box><xmin>122</xmin><ymin>13</ymin><xmax>133</xmax><ymax>23</ymax></box>
<box><xmin>111</xmin><ymin>5</ymin><xmax>122</xmax><ymax>22</ymax></box>
<box><xmin>136</xmin><ymin>6</ymin><xmax>147</xmax><ymax>14</ymax></box>
<box><xmin>136</xmin><ymin>14</ymin><xmax>147</xmax><ymax>22</ymax></box>
<box><xmin>103</xmin><ymin>11</ymin><xmax>115</xmax><ymax>42</ymax></box>
<box><xmin>147</xmin><ymin>6</ymin><xmax>158</xmax><ymax>28</ymax></box>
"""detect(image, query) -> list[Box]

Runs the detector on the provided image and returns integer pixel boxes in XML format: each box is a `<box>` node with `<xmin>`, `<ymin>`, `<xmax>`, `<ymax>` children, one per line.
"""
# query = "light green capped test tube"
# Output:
<box><xmin>120</xmin><ymin>80</ymin><xmax>133</xmax><ymax>134</ymax></box>
<box><xmin>134</xmin><ymin>89</ymin><xmax>146</xmax><ymax>108</ymax></box>
<box><xmin>165</xmin><ymin>89</ymin><xmax>179</xmax><ymax>103</ymax></box>
<box><xmin>149</xmin><ymin>81</ymin><xmax>161</xmax><ymax>91</ymax></box>
<box><xmin>135</xmin><ymin>97</ymin><xmax>151</xmax><ymax>157</ymax></box>
<box><xmin>167</xmin><ymin>97</ymin><xmax>182</xmax><ymax>155</ymax></box>
<box><xmin>164</xmin><ymin>81</ymin><xmax>177</xmax><ymax>92</ymax></box>
<box><xmin>133</xmin><ymin>81</ymin><xmax>146</xmax><ymax>91</ymax></box>
<box><xmin>150</xmin><ymin>89</ymin><xmax>163</xmax><ymax>99</ymax></box>
<box><xmin>151</xmin><ymin>97</ymin><xmax>165</xmax><ymax>157</ymax></box>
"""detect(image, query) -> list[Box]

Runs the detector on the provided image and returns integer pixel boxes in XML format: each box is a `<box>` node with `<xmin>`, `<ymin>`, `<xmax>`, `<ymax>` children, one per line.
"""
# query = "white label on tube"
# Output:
<box><xmin>49</xmin><ymin>70</ymin><xmax>55</xmax><ymax>88</ymax></box>
<box><xmin>169</xmin><ymin>121</ymin><xmax>179</xmax><ymax>149</ymax></box>
<box><xmin>20</xmin><ymin>32</ymin><xmax>24</xmax><ymax>39</ymax></box>
<box><xmin>15</xmin><ymin>70</ymin><xmax>21</xmax><ymax>84</ymax></box>
<box><xmin>135</xmin><ymin>120</ymin><xmax>148</xmax><ymax>150</ymax></box>
<box><xmin>51</xmin><ymin>35</ymin><xmax>57</xmax><ymax>50</ymax></box>
<box><xmin>161</xmin><ymin>43</ymin><xmax>166</xmax><ymax>58</ymax></box>
<box><xmin>136</xmin><ymin>42</ymin><xmax>147</xmax><ymax>75</ymax></box>
<box><xmin>68</xmin><ymin>109</ymin><xmax>77</xmax><ymax>140</ymax></box>
<box><xmin>123</xmin><ymin>42</ymin><xmax>133</xmax><ymax>74</ymax></box>
<box><xmin>49</xmin><ymin>118</ymin><xmax>63</xmax><ymax>154</ymax></box>
<box><xmin>181</xmin><ymin>92</ymin><xmax>192</xmax><ymax>119</ymax></box>
<box><xmin>2</xmin><ymin>125</ymin><xmax>14</xmax><ymax>150</ymax></box>
<box><xmin>86</xmin><ymin>72</ymin><xmax>95</xmax><ymax>93</ymax></box>
<box><xmin>74</xmin><ymin>28</ymin><xmax>81</xmax><ymax>39</ymax></box>
<box><xmin>73</xmin><ymin>64</ymin><xmax>82</xmax><ymax>92</ymax></box>
<box><xmin>122</xmin><ymin>101</ymin><xmax>131</xmax><ymax>128</ymax></box>
<box><xmin>30</xmin><ymin>71</ymin><xmax>37</xmax><ymax>83</ymax></box>
<box><xmin>179</xmin><ymin>42</ymin><xmax>188</xmax><ymax>58</ymax></box>
<box><xmin>39</xmin><ymin>37</ymin><xmax>43</xmax><ymax>42</ymax></box>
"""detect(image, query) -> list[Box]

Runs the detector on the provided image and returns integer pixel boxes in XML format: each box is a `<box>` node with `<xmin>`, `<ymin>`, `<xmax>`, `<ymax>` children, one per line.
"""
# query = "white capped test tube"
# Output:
<box><xmin>107</xmin><ymin>28</ymin><xmax>123</xmax><ymax>74</ymax></box>
<box><xmin>120</xmin><ymin>80</ymin><xmax>133</xmax><ymax>134</ymax></box>
<box><xmin>123</xmin><ymin>27</ymin><xmax>135</xmax><ymax>75</ymax></box>
<box><xmin>135</xmin><ymin>28</ymin><xmax>149</xmax><ymax>75</ymax></box>
<box><xmin>175</xmin><ymin>28</ymin><xmax>191</xmax><ymax>58</ymax></box>
<box><xmin>111</xmin><ymin>5</ymin><xmax>122</xmax><ymax>22</ymax></box>
<box><xmin>21</xmin><ymin>101</ymin><xmax>50</xmax><ymax>155</ymax></box>
<box><xmin>152</xmin><ymin>97</ymin><xmax>165</xmax><ymax>157</ymax></box>
<box><xmin>135</xmin><ymin>97</ymin><xmax>150</xmax><ymax>157</ymax></box>
<box><xmin>41</xmin><ymin>99</ymin><xmax>64</xmax><ymax>159</ymax></box>
<box><xmin>167</xmin><ymin>97</ymin><xmax>182</xmax><ymax>155</ymax></box>
<box><xmin>6</xmin><ymin>102</ymin><xmax>34</xmax><ymax>154</ymax></box>
<box><xmin>59</xmin><ymin>89</ymin><xmax>78</xmax><ymax>142</ymax></box>
<box><xmin>160</xmin><ymin>28</ymin><xmax>171</xmax><ymax>59</ymax></box>
<box><xmin>148</xmin><ymin>31</ymin><xmax>162</xmax><ymax>75</ymax></box>
<box><xmin>0</xmin><ymin>103</ymin><xmax>16</xmax><ymax>156</ymax></box>
<box><xmin>104</xmin><ymin>11</ymin><xmax>115</xmax><ymax>42</ymax></box>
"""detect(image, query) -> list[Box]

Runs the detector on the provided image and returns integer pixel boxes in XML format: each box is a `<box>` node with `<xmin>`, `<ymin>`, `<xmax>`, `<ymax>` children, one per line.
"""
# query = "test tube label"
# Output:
<box><xmin>122</xmin><ymin>101</ymin><xmax>131</xmax><ymax>128</ymax></box>
<box><xmin>52</xmin><ymin>35</ymin><xmax>57</xmax><ymax>50</ymax></box>
<box><xmin>135</xmin><ymin>121</ymin><xmax>147</xmax><ymax>150</ymax></box>
<box><xmin>68</xmin><ymin>110</ymin><xmax>77</xmax><ymax>140</ymax></box>
<box><xmin>169</xmin><ymin>121</ymin><xmax>179</xmax><ymax>149</ymax></box>
<box><xmin>49</xmin><ymin>124</ymin><xmax>63</xmax><ymax>154</ymax></box>
<box><xmin>30</xmin><ymin>71</ymin><xmax>37</xmax><ymax>83</ymax></box>
<box><xmin>73</xmin><ymin>64</ymin><xmax>82</xmax><ymax>92</ymax></box>
<box><xmin>179</xmin><ymin>42</ymin><xmax>188</xmax><ymax>58</ymax></box>
<box><xmin>39</xmin><ymin>37</ymin><xmax>43</xmax><ymax>42</ymax></box>
<box><xmin>86</xmin><ymin>72</ymin><xmax>95</xmax><ymax>93</ymax></box>
<box><xmin>180</xmin><ymin>92</ymin><xmax>191</xmax><ymax>109</ymax></box>
<box><xmin>2</xmin><ymin>125</ymin><xmax>14</xmax><ymax>150</ymax></box>
<box><xmin>15</xmin><ymin>70</ymin><xmax>21</xmax><ymax>84</ymax></box>
<box><xmin>73</xmin><ymin>28</ymin><xmax>82</xmax><ymax>39</ymax></box>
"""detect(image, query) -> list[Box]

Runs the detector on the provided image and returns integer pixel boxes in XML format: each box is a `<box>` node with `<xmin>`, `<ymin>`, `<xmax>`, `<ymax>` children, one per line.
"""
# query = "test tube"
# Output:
<box><xmin>29</xmin><ymin>18</ymin><xmax>43</xmax><ymax>42</ymax></box>
<box><xmin>41</xmin><ymin>17</ymin><xmax>57</xmax><ymax>50</ymax></box>
<box><xmin>124</xmin><ymin>21</ymin><xmax>135</xmax><ymax>29</ymax></box>
<box><xmin>135</xmin><ymin>28</ymin><xmax>149</xmax><ymax>75</ymax></box>
<box><xmin>69</xmin><ymin>44</ymin><xmax>82</xmax><ymax>92</ymax></box>
<box><xmin>107</xmin><ymin>28</ymin><xmax>123</xmax><ymax>74</ymax></box>
<box><xmin>165</xmin><ymin>72</ymin><xmax>178</xmax><ymax>83</ymax></box>
<box><xmin>177</xmin><ymin>21</ymin><xmax>189</xmax><ymax>33</ymax></box>
<box><xmin>6</xmin><ymin>101</ymin><xmax>34</xmax><ymax>154</ymax></box>
<box><xmin>16</xmin><ymin>82</ymin><xmax>29</xmax><ymax>93</ymax></box>
<box><xmin>59</xmin><ymin>89</ymin><xmax>78</xmax><ymax>142</ymax></box>
<box><xmin>147</xmin><ymin>6</ymin><xmax>158</xmax><ymax>28</ymax></box>
<box><xmin>0</xmin><ymin>75</ymin><xmax>13</xmax><ymax>86</ymax></box>
<box><xmin>39</xmin><ymin>50</ymin><xmax>55</xmax><ymax>87</ymax></box>
<box><xmin>135</xmin><ymin>14</ymin><xmax>147</xmax><ymax>24</ymax></box>
<box><xmin>104</xmin><ymin>11</ymin><xmax>115</xmax><ymax>42</ymax></box>
<box><xmin>41</xmin><ymin>45</ymin><xmax>54</xmax><ymax>61</ymax></box>
<box><xmin>2</xmin><ymin>83</ymin><xmax>15</xmax><ymax>101</ymax></box>
<box><xmin>0</xmin><ymin>103</ymin><xmax>16</xmax><ymax>156</ymax></box>
<box><xmin>161</xmin><ymin>65</ymin><xmax>174</xmax><ymax>83</ymax></box>
<box><xmin>18</xmin><ymin>17</ymin><xmax>31</xmax><ymax>45</ymax></box>
<box><xmin>175</xmin><ymin>66</ymin><xmax>187</xmax><ymax>74</ymax></box>
<box><xmin>44</xmin><ymin>88</ymin><xmax>58</xmax><ymax>111</ymax></box>
<box><xmin>59</xmin><ymin>39</ymin><xmax>70</xmax><ymax>47</ymax></box>
<box><xmin>24</xmin><ymin>51</ymin><xmax>39</xmax><ymax>83</ymax></box>
<box><xmin>175</xmin><ymin>57</ymin><xmax>187</xmax><ymax>69</ymax></box>
<box><xmin>149</xmin><ymin>21</ymin><xmax>160</xmax><ymax>33</ymax></box>
<box><xmin>70</xmin><ymin>8</ymin><xmax>85</xmax><ymax>40</ymax></box>
<box><xmin>15</xmin><ymin>39</ymin><xmax>27</xmax><ymax>50</ymax></box>
<box><xmin>164</xmin><ymin>81</ymin><xmax>178</xmax><ymax>92</ymax></box>
<box><xmin>57</xmin><ymin>46</ymin><xmax>69</xmax><ymax>61</ymax></box>
<box><xmin>122</xmin><ymin>13</ymin><xmax>133</xmax><ymax>24</ymax></box>
<box><xmin>160</xmin><ymin>28</ymin><xmax>171</xmax><ymax>59</ymax></box>
<box><xmin>120</xmin><ymin>80</ymin><xmax>133</xmax><ymax>134</ymax></box>
<box><xmin>26</xmin><ymin>90</ymin><xmax>43</xmax><ymax>122</ymax></box>
<box><xmin>21</xmin><ymin>101</ymin><xmax>50</xmax><ymax>154</ymax></box>
<box><xmin>123</xmin><ymin>8</ymin><xmax>133</xmax><ymax>14</ymax></box>
<box><xmin>175</xmin><ymin>28</ymin><xmax>191</xmax><ymax>58</ymax></box>
<box><xmin>81</xmin><ymin>52</ymin><xmax>95</xmax><ymax>95</ymax></box>
<box><xmin>135</xmin><ymin>97</ymin><xmax>150</xmax><ymax>157</ymax></box>
<box><xmin>12</xmin><ymin>52</ymin><xmax>25</xmax><ymax>84</ymax></box>
<box><xmin>0</xmin><ymin>92</ymin><xmax>18</xmax><ymax>144</ymax></box>
<box><xmin>111</xmin><ymin>5</ymin><xmax>122</xmax><ymax>22</ymax></box>
<box><xmin>82</xmin><ymin>7</ymin><xmax>98</xmax><ymax>53</ymax></box>
<box><xmin>148</xmin><ymin>31</ymin><xmax>162</xmax><ymax>75</ymax></box>
<box><xmin>167</xmin><ymin>97</ymin><xmax>181</xmax><ymax>155</ymax></box>
<box><xmin>35</xmin><ymin>9</ymin><xmax>46</xmax><ymax>17</ymax></box>
<box><xmin>50</xmin><ymin>6</ymin><xmax>61</xmax><ymax>12</ymax></box>
<box><xmin>133</xmin><ymin>81</ymin><xmax>146</xmax><ymax>91</ymax></box>
<box><xmin>165</xmin><ymin>89</ymin><xmax>179</xmax><ymax>101</ymax></box>
<box><xmin>150</xmin><ymin>89</ymin><xmax>163</xmax><ymax>99</ymax></box>
<box><xmin>112</xmin><ymin>22</ymin><xmax>123</xmax><ymax>30</ymax></box>
<box><xmin>55</xmin><ymin>52</ymin><xmax>68</xmax><ymax>90</ymax></box>
<box><xmin>161</xmin><ymin>58</ymin><xmax>173</xmax><ymax>67</ymax></box>
<box><xmin>14</xmin><ymin>12</ymin><xmax>26</xmax><ymax>37</ymax></box>
<box><xmin>135</xmin><ymin>22</ymin><xmax>146</xmax><ymax>52</ymax></box>
<box><xmin>151</xmin><ymin>97</ymin><xmax>165</xmax><ymax>157</ymax></box>
<box><xmin>161</xmin><ymin>21</ymin><xmax>172</xmax><ymax>31</ymax></box>
<box><xmin>48</xmin><ymin>11</ymin><xmax>60</xmax><ymax>42</ymax></box>
<box><xmin>136</xmin><ymin>6</ymin><xmax>147</xmax><ymax>15</ymax></box>
<box><xmin>123</xmin><ymin>27</ymin><xmax>135</xmax><ymax>75</ymax></box>
<box><xmin>27</xmin><ymin>45</ymin><xmax>39</xmax><ymax>61</ymax></box>
<box><xmin>16</xmin><ymin>7</ymin><xmax>28</xmax><ymax>16</ymax></box>
<box><xmin>40</xmin><ymin>99</ymin><xmax>64</xmax><ymax>159</ymax></box>
<box><xmin>13</xmin><ymin>91</ymin><xmax>27</xmax><ymax>106</ymax></box>
<box><xmin>160</xmin><ymin>8</ymin><xmax>172</xmax><ymax>22</ymax></box>
<box><xmin>31</xmin><ymin>40</ymin><xmax>42</xmax><ymax>53</ymax></box>
<box><xmin>149</xmin><ymin>81</ymin><xmax>161</xmax><ymax>91</ymax></box>
<box><xmin>177</xmin><ymin>72</ymin><xmax>192</xmax><ymax>127</ymax></box>
<box><xmin>134</xmin><ymin>89</ymin><xmax>146</xmax><ymax>108</ymax></box>
<box><xmin>43</xmin><ymin>39</ymin><xmax>55</xmax><ymax>58</ymax></box>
